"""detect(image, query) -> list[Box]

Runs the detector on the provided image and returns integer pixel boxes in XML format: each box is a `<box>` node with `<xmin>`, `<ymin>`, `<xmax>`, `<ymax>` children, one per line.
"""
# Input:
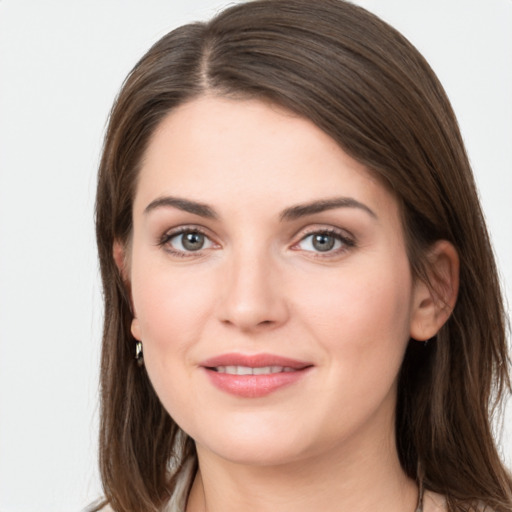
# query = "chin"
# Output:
<box><xmin>190</xmin><ymin>416</ymin><xmax>314</xmax><ymax>467</ymax></box>
<box><xmin>201</xmin><ymin>439</ymin><xmax>309</xmax><ymax>467</ymax></box>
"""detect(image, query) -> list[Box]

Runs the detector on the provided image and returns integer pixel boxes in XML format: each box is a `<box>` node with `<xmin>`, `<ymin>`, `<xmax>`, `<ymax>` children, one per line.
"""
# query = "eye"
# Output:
<box><xmin>295</xmin><ymin>230</ymin><xmax>353</xmax><ymax>254</ymax></box>
<box><xmin>162</xmin><ymin>229</ymin><xmax>216</xmax><ymax>254</ymax></box>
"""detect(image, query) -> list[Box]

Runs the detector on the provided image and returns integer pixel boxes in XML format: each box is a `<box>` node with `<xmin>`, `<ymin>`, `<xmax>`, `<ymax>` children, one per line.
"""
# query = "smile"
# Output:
<box><xmin>200</xmin><ymin>353</ymin><xmax>313</xmax><ymax>398</ymax></box>
<box><xmin>212</xmin><ymin>365</ymin><xmax>297</xmax><ymax>375</ymax></box>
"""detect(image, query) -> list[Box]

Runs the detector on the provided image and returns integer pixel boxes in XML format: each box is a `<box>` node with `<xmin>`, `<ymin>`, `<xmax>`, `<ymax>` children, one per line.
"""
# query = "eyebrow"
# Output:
<box><xmin>144</xmin><ymin>196</ymin><xmax>218</xmax><ymax>219</ymax></box>
<box><xmin>143</xmin><ymin>195</ymin><xmax>376</xmax><ymax>221</ymax></box>
<box><xmin>280</xmin><ymin>197</ymin><xmax>377</xmax><ymax>221</ymax></box>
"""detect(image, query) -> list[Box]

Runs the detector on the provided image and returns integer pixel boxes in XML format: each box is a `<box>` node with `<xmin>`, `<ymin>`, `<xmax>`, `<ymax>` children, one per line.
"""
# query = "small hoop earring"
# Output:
<box><xmin>135</xmin><ymin>341</ymin><xmax>144</xmax><ymax>367</ymax></box>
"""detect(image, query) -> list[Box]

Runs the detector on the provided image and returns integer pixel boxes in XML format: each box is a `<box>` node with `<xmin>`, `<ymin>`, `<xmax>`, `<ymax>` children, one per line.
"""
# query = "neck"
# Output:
<box><xmin>186</xmin><ymin>425</ymin><xmax>418</xmax><ymax>512</ymax></box>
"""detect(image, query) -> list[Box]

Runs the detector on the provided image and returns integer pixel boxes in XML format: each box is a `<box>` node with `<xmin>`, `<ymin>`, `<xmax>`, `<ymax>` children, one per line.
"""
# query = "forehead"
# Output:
<box><xmin>134</xmin><ymin>95</ymin><xmax>396</xmax><ymax>219</ymax></box>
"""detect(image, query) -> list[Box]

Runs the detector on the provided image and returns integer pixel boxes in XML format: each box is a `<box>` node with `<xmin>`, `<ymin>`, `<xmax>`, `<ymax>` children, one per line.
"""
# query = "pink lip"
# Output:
<box><xmin>200</xmin><ymin>353</ymin><xmax>313</xmax><ymax>398</ymax></box>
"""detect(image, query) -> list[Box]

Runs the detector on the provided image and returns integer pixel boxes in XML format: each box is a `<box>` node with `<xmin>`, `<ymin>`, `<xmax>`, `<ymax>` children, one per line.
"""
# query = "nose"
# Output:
<box><xmin>217</xmin><ymin>248</ymin><xmax>289</xmax><ymax>332</ymax></box>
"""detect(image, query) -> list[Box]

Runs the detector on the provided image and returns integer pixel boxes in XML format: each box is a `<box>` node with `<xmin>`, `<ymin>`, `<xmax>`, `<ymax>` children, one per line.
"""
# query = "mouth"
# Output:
<box><xmin>200</xmin><ymin>353</ymin><xmax>313</xmax><ymax>398</ymax></box>
<box><xmin>210</xmin><ymin>365</ymin><xmax>298</xmax><ymax>375</ymax></box>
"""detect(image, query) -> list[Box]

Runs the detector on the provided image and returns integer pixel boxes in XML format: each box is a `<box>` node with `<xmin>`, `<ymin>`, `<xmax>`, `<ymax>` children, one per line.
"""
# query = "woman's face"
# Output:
<box><xmin>127</xmin><ymin>96</ymin><xmax>426</xmax><ymax>466</ymax></box>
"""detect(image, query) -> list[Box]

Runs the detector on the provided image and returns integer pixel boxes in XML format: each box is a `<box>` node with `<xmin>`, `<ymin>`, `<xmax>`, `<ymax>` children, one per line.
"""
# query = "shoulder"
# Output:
<box><xmin>95</xmin><ymin>505</ymin><xmax>114</xmax><ymax>512</ymax></box>
<box><xmin>424</xmin><ymin>490</ymin><xmax>448</xmax><ymax>511</ymax></box>
<box><xmin>423</xmin><ymin>491</ymin><xmax>498</xmax><ymax>512</ymax></box>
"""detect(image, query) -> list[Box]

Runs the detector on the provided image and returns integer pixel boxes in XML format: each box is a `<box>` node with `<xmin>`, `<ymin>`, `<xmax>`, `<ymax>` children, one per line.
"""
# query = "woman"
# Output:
<box><xmin>92</xmin><ymin>1</ymin><xmax>512</xmax><ymax>511</ymax></box>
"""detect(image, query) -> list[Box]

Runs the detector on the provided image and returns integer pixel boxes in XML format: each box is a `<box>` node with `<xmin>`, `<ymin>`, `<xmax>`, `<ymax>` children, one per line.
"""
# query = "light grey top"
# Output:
<box><xmin>101</xmin><ymin>466</ymin><xmax>448</xmax><ymax>512</ymax></box>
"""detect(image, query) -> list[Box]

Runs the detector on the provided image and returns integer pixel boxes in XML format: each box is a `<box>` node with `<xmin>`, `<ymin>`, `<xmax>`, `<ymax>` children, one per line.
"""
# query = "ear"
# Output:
<box><xmin>113</xmin><ymin>239</ymin><xmax>136</xmax><ymax>317</ymax></box>
<box><xmin>409</xmin><ymin>240</ymin><xmax>459</xmax><ymax>341</ymax></box>
<box><xmin>131</xmin><ymin>318</ymin><xmax>141</xmax><ymax>341</ymax></box>
<box><xmin>113</xmin><ymin>240</ymin><xmax>129</xmax><ymax>281</ymax></box>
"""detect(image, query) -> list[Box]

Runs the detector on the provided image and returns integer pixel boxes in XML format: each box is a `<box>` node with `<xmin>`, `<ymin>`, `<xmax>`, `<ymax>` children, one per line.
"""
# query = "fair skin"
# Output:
<box><xmin>115</xmin><ymin>95</ymin><xmax>458</xmax><ymax>512</ymax></box>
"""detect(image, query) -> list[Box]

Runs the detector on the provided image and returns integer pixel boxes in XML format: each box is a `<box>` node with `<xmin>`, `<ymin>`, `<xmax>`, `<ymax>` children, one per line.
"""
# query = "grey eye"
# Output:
<box><xmin>181</xmin><ymin>232</ymin><xmax>205</xmax><ymax>251</ymax></box>
<box><xmin>297</xmin><ymin>232</ymin><xmax>345</xmax><ymax>253</ymax></box>
<box><xmin>312</xmin><ymin>233</ymin><xmax>336</xmax><ymax>252</ymax></box>
<box><xmin>168</xmin><ymin>231</ymin><xmax>214</xmax><ymax>252</ymax></box>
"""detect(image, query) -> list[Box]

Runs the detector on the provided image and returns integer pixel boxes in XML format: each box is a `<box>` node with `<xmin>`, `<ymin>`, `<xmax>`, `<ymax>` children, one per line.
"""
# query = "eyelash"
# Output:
<box><xmin>158</xmin><ymin>226</ymin><xmax>216</xmax><ymax>258</ymax></box>
<box><xmin>292</xmin><ymin>227</ymin><xmax>355</xmax><ymax>258</ymax></box>
<box><xmin>158</xmin><ymin>226</ymin><xmax>356</xmax><ymax>258</ymax></box>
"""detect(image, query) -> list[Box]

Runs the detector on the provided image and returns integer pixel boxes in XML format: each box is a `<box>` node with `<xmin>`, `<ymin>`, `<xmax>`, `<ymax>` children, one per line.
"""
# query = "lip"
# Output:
<box><xmin>200</xmin><ymin>353</ymin><xmax>313</xmax><ymax>398</ymax></box>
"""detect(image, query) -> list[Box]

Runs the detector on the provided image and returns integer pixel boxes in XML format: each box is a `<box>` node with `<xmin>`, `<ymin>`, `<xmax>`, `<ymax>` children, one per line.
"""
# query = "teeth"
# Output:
<box><xmin>214</xmin><ymin>365</ymin><xmax>296</xmax><ymax>375</ymax></box>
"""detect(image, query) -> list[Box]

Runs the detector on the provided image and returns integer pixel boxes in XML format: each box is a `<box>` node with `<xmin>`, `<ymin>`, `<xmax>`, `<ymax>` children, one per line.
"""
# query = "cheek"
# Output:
<box><xmin>291</xmin><ymin>258</ymin><xmax>413</xmax><ymax>430</ymax></box>
<box><xmin>130</xmin><ymin>266</ymin><xmax>217</xmax><ymax>422</ymax></box>
<box><xmin>131</xmin><ymin>266</ymin><xmax>216</xmax><ymax>351</ymax></box>
<box><xmin>295</xmin><ymin>254</ymin><xmax>413</xmax><ymax>369</ymax></box>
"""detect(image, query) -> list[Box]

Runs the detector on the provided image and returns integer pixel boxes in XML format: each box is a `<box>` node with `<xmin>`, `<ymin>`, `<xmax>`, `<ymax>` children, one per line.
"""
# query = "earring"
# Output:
<box><xmin>135</xmin><ymin>341</ymin><xmax>144</xmax><ymax>367</ymax></box>
<box><xmin>424</xmin><ymin>335</ymin><xmax>436</xmax><ymax>348</ymax></box>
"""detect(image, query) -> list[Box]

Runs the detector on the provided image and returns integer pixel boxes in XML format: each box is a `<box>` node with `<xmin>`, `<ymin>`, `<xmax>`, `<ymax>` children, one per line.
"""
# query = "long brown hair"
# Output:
<box><xmin>93</xmin><ymin>1</ymin><xmax>512</xmax><ymax>510</ymax></box>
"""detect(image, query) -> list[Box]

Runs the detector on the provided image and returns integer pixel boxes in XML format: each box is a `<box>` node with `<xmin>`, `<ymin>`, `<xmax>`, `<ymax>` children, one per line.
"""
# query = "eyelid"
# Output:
<box><xmin>158</xmin><ymin>225</ymin><xmax>220</xmax><ymax>256</ymax></box>
<box><xmin>156</xmin><ymin>223</ymin><xmax>355</xmax><ymax>258</ymax></box>
<box><xmin>290</xmin><ymin>225</ymin><xmax>356</xmax><ymax>255</ymax></box>
<box><xmin>292</xmin><ymin>224</ymin><xmax>355</xmax><ymax>242</ymax></box>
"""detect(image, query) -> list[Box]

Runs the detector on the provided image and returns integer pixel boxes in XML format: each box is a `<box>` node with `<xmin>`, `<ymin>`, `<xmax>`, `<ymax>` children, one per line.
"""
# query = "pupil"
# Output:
<box><xmin>182</xmin><ymin>232</ymin><xmax>204</xmax><ymax>251</ymax></box>
<box><xmin>313</xmin><ymin>233</ymin><xmax>335</xmax><ymax>252</ymax></box>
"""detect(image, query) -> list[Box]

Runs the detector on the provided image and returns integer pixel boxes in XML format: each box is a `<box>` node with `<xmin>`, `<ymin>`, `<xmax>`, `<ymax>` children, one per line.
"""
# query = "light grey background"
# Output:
<box><xmin>0</xmin><ymin>1</ymin><xmax>510</xmax><ymax>510</ymax></box>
